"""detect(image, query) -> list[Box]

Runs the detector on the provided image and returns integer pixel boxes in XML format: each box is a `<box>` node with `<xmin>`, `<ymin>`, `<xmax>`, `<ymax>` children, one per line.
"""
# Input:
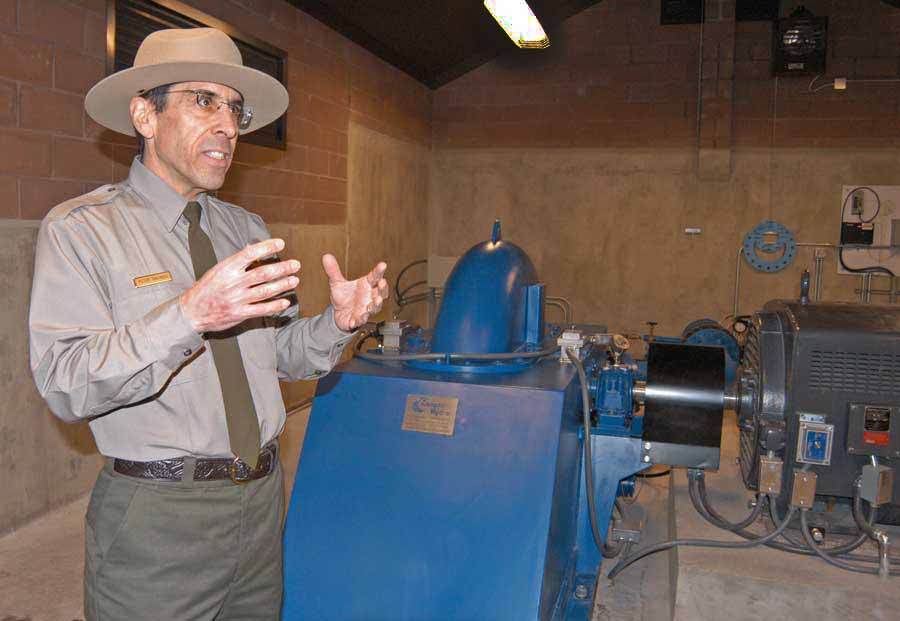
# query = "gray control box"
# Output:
<box><xmin>860</xmin><ymin>464</ymin><xmax>894</xmax><ymax>506</ymax></box>
<box><xmin>847</xmin><ymin>403</ymin><xmax>900</xmax><ymax>458</ymax></box>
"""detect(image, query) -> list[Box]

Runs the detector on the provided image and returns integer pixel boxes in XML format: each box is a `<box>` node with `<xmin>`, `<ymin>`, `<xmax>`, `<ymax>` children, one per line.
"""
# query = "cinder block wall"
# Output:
<box><xmin>432</xmin><ymin>0</ymin><xmax>900</xmax><ymax>149</ymax></box>
<box><xmin>0</xmin><ymin>0</ymin><xmax>431</xmax><ymax>535</ymax></box>
<box><xmin>429</xmin><ymin>0</ymin><xmax>900</xmax><ymax>341</ymax></box>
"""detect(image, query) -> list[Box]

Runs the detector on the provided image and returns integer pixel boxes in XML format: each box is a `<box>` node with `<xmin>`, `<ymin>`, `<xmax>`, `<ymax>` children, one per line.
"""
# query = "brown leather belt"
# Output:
<box><xmin>113</xmin><ymin>443</ymin><xmax>277</xmax><ymax>483</ymax></box>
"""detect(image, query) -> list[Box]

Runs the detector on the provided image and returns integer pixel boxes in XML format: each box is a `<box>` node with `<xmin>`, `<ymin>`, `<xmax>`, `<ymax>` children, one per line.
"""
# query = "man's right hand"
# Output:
<box><xmin>180</xmin><ymin>238</ymin><xmax>300</xmax><ymax>334</ymax></box>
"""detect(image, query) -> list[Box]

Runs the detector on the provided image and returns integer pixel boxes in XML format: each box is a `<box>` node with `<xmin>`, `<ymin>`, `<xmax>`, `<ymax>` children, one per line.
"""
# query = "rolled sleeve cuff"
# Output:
<box><xmin>143</xmin><ymin>295</ymin><xmax>205</xmax><ymax>369</ymax></box>
<box><xmin>325</xmin><ymin>305</ymin><xmax>356</xmax><ymax>344</ymax></box>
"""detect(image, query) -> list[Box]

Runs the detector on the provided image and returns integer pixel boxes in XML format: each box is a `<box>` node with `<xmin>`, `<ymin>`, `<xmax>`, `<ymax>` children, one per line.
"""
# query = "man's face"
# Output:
<box><xmin>136</xmin><ymin>81</ymin><xmax>242</xmax><ymax>199</ymax></box>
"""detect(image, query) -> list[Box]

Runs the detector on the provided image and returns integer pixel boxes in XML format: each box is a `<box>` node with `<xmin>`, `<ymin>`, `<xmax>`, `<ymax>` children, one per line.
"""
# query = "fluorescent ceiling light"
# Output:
<box><xmin>484</xmin><ymin>0</ymin><xmax>550</xmax><ymax>49</ymax></box>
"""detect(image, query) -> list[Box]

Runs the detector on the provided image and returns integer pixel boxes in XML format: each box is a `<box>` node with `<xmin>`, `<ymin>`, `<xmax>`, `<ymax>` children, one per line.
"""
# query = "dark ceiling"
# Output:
<box><xmin>287</xmin><ymin>1</ymin><xmax>603</xmax><ymax>88</ymax></box>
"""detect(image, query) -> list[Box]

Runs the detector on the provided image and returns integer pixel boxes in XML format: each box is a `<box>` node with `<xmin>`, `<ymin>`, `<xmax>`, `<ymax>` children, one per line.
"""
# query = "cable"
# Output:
<box><xmin>799</xmin><ymin>509</ymin><xmax>897</xmax><ymax>576</ymax></box>
<box><xmin>693</xmin><ymin>472</ymin><xmax>766</xmax><ymax>532</ymax></box>
<box><xmin>394</xmin><ymin>259</ymin><xmax>427</xmax><ymax>306</ymax></box>
<box><xmin>680</xmin><ymin>470</ymin><xmax>897</xmax><ymax>573</ymax></box>
<box><xmin>838</xmin><ymin>247</ymin><xmax>895</xmax><ymax>278</ymax></box>
<box><xmin>353</xmin><ymin>329</ymin><xmax>377</xmax><ymax>352</ymax></box>
<box><xmin>398</xmin><ymin>280</ymin><xmax>428</xmax><ymax>301</ymax></box>
<box><xmin>695</xmin><ymin>470</ymin><xmax>893</xmax><ymax>563</ymax></box>
<box><xmin>841</xmin><ymin>186</ymin><xmax>881</xmax><ymax>224</ymax></box>
<box><xmin>607</xmin><ymin>494</ymin><xmax>797</xmax><ymax>580</ymax></box>
<box><xmin>568</xmin><ymin>347</ymin><xmax>623</xmax><ymax>559</ymax></box>
<box><xmin>808</xmin><ymin>75</ymin><xmax>835</xmax><ymax>93</ymax></box>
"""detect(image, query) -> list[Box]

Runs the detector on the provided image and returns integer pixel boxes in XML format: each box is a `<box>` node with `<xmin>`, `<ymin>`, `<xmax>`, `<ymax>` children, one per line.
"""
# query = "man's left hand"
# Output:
<box><xmin>323</xmin><ymin>254</ymin><xmax>389</xmax><ymax>332</ymax></box>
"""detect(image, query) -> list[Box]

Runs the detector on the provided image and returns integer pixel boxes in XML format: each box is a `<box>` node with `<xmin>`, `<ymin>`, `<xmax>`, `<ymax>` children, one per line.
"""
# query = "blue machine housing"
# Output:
<box><xmin>431</xmin><ymin>221</ymin><xmax>543</xmax><ymax>356</ymax></box>
<box><xmin>282</xmin><ymin>358</ymin><xmax>647</xmax><ymax>621</ymax></box>
<box><xmin>282</xmin><ymin>224</ymin><xmax>651</xmax><ymax>620</ymax></box>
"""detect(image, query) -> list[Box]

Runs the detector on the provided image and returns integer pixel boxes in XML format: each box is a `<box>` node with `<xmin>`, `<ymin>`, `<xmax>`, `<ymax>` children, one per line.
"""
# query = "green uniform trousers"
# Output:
<box><xmin>84</xmin><ymin>458</ymin><xmax>284</xmax><ymax>620</ymax></box>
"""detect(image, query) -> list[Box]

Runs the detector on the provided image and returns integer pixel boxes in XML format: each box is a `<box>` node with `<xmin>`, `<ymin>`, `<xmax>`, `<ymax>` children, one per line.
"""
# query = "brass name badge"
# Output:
<box><xmin>402</xmin><ymin>395</ymin><xmax>458</xmax><ymax>436</ymax></box>
<box><xmin>133</xmin><ymin>271</ymin><xmax>173</xmax><ymax>288</ymax></box>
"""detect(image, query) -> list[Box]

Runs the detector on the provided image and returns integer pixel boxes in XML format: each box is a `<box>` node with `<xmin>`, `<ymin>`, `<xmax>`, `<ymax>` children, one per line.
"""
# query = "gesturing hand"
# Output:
<box><xmin>181</xmin><ymin>238</ymin><xmax>301</xmax><ymax>334</ymax></box>
<box><xmin>322</xmin><ymin>254</ymin><xmax>389</xmax><ymax>332</ymax></box>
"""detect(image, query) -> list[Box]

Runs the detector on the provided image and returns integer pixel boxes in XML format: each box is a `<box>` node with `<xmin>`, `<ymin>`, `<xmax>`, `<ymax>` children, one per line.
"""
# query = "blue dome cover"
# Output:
<box><xmin>431</xmin><ymin>231</ymin><xmax>539</xmax><ymax>354</ymax></box>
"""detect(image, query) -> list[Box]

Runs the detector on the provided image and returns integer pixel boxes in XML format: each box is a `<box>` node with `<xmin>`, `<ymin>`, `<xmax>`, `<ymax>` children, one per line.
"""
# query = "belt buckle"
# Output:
<box><xmin>229</xmin><ymin>456</ymin><xmax>253</xmax><ymax>484</ymax></box>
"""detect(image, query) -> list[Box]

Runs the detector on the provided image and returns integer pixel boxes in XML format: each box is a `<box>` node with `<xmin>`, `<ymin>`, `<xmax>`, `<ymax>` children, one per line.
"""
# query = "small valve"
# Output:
<box><xmin>611</xmin><ymin>334</ymin><xmax>630</xmax><ymax>365</ymax></box>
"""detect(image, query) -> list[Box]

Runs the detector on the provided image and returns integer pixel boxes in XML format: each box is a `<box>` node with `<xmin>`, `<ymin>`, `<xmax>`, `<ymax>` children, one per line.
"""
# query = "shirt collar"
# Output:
<box><xmin>127</xmin><ymin>157</ymin><xmax>209</xmax><ymax>232</ymax></box>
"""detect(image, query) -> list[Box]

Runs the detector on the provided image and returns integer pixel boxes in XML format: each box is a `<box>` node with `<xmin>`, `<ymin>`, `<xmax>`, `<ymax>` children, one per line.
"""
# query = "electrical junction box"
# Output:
<box><xmin>790</xmin><ymin>470</ymin><xmax>818</xmax><ymax>508</ymax></box>
<box><xmin>796</xmin><ymin>420</ymin><xmax>834</xmax><ymax>465</ymax></box>
<box><xmin>860</xmin><ymin>464</ymin><xmax>894</xmax><ymax>506</ymax></box>
<box><xmin>839</xmin><ymin>185</ymin><xmax>900</xmax><ymax>275</ymax></box>
<box><xmin>758</xmin><ymin>456</ymin><xmax>783</xmax><ymax>494</ymax></box>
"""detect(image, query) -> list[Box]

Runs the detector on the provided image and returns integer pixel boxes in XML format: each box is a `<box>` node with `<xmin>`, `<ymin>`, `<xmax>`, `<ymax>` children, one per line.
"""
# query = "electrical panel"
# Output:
<box><xmin>838</xmin><ymin>185</ymin><xmax>900</xmax><ymax>275</ymax></box>
<box><xmin>847</xmin><ymin>403</ymin><xmax>900</xmax><ymax>459</ymax></box>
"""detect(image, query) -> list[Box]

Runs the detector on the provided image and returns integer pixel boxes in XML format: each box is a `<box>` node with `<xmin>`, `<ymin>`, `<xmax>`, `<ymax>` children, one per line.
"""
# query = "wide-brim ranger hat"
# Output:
<box><xmin>85</xmin><ymin>28</ymin><xmax>288</xmax><ymax>136</ymax></box>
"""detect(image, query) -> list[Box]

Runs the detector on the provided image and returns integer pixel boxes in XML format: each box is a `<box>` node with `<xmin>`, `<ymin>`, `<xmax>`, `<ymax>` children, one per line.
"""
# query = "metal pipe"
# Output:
<box><xmin>732</xmin><ymin>239</ymin><xmax>896</xmax><ymax>315</ymax></box>
<box><xmin>733</xmin><ymin>246</ymin><xmax>743</xmax><ymax>317</ymax></box>
<box><xmin>546</xmin><ymin>296</ymin><xmax>573</xmax><ymax>324</ymax></box>
<box><xmin>813</xmin><ymin>248</ymin><xmax>826</xmax><ymax>301</ymax></box>
<box><xmin>864</xmin><ymin>273</ymin><xmax>873</xmax><ymax>303</ymax></box>
<box><xmin>853</xmin><ymin>287</ymin><xmax>899</xmax><ymax>297</ymax></box>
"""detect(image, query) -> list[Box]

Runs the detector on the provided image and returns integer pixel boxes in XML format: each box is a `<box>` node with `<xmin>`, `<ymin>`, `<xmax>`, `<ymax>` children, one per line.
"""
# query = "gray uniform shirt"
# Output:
<box><xmin>29</xmin><ymin>158</ymin><xmax>352</xmax><ymax>460</ymax></box>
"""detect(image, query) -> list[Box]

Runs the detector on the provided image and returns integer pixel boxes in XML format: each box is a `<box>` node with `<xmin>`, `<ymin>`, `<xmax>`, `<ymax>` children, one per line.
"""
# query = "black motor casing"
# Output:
<box><xmin>738</xmin><ymin>301</ymin><xmax>900</xmax><ymax>513</ymax></box>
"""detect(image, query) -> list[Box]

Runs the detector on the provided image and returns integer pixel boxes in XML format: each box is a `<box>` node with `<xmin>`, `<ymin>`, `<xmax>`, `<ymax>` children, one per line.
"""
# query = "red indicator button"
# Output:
<box><xmin>863</xmin><ymin>431</ymin><xmax>890</xmax><ymax>446</ymax></box>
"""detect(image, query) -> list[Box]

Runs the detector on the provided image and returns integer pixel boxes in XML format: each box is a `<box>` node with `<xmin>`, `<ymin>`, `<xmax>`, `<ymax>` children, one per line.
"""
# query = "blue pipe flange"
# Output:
<box><xmin>742</xmin><ymin>220</ymin><xmax>797</xmax><ymax>273</ymax></box>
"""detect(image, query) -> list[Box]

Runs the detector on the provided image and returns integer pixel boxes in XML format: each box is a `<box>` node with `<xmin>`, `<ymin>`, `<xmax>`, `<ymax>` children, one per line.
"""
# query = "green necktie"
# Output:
<box><xmin>183</xmin><ymin>201</ymin><xmax>261</xmax><ymax>470</ymax></box>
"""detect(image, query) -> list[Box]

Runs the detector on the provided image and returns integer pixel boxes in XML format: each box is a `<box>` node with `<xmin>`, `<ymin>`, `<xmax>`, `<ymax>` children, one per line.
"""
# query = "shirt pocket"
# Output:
<box><xmin>111</xmin><ymin>281</ymin><xmax>211</xmax><ymax>385</ymax></box>
<box><xmin>111</xmin><ymin>281</ymin><xmax>183</xmax><ymax>328</ymax></box>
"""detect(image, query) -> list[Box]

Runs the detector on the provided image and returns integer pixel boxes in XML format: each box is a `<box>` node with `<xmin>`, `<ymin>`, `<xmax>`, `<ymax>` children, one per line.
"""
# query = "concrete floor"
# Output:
<box><xmin>667</xmin><ymin>414</ymin><xmax>900</xmax><ymax>621</ymax></box>
<box><xmin>2</xmin><ymin>413</ymin><xmax>899</xmax><ymax>621</ymax></box>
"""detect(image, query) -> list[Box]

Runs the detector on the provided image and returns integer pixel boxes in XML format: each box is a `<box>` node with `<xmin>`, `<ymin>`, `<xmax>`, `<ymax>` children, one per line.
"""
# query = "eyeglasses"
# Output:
<box><xmin>167</xmin><ymin>89</ymin><xmax>254</xmax><ymax>130</ymax></box>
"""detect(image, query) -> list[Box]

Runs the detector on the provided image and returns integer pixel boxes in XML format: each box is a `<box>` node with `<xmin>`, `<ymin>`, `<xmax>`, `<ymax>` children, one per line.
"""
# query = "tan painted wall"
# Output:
<box><xmin>0</xmin><ymin>222</ymin><xmax>102</xmax><ymax>535</ymax></box>
<box><xmin>429</xmin><ymin>148</ymin><xmax>898</xmax><ymax>344</ymax></box>
<box><xmin>347</xmin><ymin>123</ymin><xmax>431</xmax><ymax>327</ymax></box>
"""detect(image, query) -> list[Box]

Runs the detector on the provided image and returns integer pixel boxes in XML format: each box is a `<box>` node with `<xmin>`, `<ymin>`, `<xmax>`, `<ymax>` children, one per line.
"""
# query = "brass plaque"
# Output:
<box><xmin>402</xmin><ymin>395</ymin><xmax>458</xmax><ymax>436</ymax></box>
<box><xmin>133</xmin><ymin>271</ymin><xmax>173</xmax><ymax>288</ymax></box>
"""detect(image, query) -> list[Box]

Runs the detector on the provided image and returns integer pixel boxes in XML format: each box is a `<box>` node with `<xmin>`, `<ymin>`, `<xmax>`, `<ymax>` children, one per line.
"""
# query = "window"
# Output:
<box><xmin>107</xmin><ymin>0</ymin><xmax>288</xmax><ymax>149</ymax></box>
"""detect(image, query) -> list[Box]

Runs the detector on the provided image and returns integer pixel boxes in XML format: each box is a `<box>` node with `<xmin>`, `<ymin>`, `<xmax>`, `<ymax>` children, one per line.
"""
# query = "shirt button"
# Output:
<box><xmin>183</xmin><ymin>349</ymin><xmax>192</xmax><ymax>357</ymax></box>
